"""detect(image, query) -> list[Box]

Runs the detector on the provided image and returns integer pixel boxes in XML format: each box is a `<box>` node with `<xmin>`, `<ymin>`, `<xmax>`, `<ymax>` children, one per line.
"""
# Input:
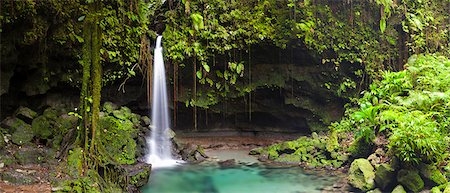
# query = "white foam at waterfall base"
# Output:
<box><xmin>144</xmin><ymin>35</ymin><xmax>180</xmax><ymax>168</ymax></box>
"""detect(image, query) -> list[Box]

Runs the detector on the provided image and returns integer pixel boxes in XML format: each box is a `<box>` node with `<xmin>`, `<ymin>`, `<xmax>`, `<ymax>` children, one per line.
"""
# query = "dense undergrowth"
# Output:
<box><xmin>257</xmin><ymin>54</ymin><xmax>450</xmax><ymax>192</ymax></box>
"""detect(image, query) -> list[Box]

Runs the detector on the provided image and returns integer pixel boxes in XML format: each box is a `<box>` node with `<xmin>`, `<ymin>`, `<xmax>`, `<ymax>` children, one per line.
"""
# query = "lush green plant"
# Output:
<box><xmin>332</xmin><ymin>54</ymin><xmax>450</xmax><ymax>165</ymax></box>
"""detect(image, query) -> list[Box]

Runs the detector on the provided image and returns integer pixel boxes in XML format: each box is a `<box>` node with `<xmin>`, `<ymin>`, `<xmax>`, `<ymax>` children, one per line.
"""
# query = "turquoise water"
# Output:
<box><xmin>141</xmin><ymin>164</ymin><xmax>337</xmax><ymax>193</ymax></box>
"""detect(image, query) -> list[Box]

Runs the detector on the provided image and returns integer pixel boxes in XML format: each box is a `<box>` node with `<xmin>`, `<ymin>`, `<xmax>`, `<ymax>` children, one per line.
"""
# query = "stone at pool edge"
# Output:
<box><xmin>348</xmin><ymin>158</ymin><xmax>375</xmax><ymax>191</ymax></box>
<box><xmin>122</xmin><ymin>162</ymin><xmax>152</xmax><ymax>192</ymax></box>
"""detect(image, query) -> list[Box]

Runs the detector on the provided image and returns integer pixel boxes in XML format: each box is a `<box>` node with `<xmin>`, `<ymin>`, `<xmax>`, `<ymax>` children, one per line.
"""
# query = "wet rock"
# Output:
<box><xmin>249</xmin><ymin>147</ymin><xmax>264</xmax><ymax>155</ymax></box>
<box><xmin>141</xmin><ymin>116</ymin><xmax>151</xmax><ymax>126</ymax></box>
<box><xmin>218</xmin><ymin>159</ymin><xmax>236</xmax><ymax>168</ymax></box>
<box><xmin>167</xmin><ymin>128</ymin><xmax>176</xmax><ymax>139</ymax></box>
<box><xmin>391</xmin><ymin>184</ymin><xmax>406</xmax><ymax>193</ymax></box>
<box><xmin>418</xmin><ymin>163</ymin><xmax>447</xmax><ymax>186</ymax></box>
<box><xmin>10</xmin><ymin>119</ymin><xmax>34</xmax><ymax>145</ymax></box>
<box><xmin>122</xmin><ymin>162</ymin><xmax>152</xmax><ymax>191</ymax></box>
<box><xmin>348</xmin><ymin>158</ymin><xmax>375</xmax><ymax>191</ymax></box>
<box><xmin>103</xmin><ymin>101</ymin><xmax>119</xmax><ymax>114</ymax></box>
<box><xmin>14</xmin><ymin>106</ymin><xmax>37</xmax><ymax>123</ymax></box>
<box><xmin>397</xmin><ymin>169</ymin><xmax>424</xmax><ymax>192</ymax></box>
<box><xmin>180</xmin><ymin>143</ymin><xmax>208</xmax><ymax>162</ymax></box>
<box><xmin>0</xmin><ymin>170</ymin><xmax>38</xmax><ymax>185</ymax></box>
<box><xmin>375</xmin><ymin>163</ymin><xmax>396</xmax><ymax>190</ymax></box>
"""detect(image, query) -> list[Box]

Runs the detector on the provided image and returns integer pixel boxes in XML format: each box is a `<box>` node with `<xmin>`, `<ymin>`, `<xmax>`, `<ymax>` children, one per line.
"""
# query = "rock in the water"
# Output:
<box><xmin>348</xmin><ymin>158</ymin><xmax>375</xmax><ymax>191</ymax></box>
<box><xmin>375</xmin><ymin>163</ymin><xmax>396</xmax><ymax>190</ymax></box>
<box><xmin>10</xmin><ymin>119</ymin><xmax>34</xmax><ymax>145</ymax></box>
<box><xmin>419</xmin><ymin>163</ymin><xmax>447</xmax><ymax>186</ymax></box>
<box><xmin>397</xmin><ymin>169</ymin><xmax>424</xmax><ymax>192</ymax></box>
<box><xmin>167</xmin><ymin>128</ymin><xmax>176</xmax><ymax>139</ymax></box>
<box><xmin>14</xmin><ymin>106</ymin><xmax>37</xmax><ymax>123</ymax></box>
<box><xmin>391</xmin><ymin>185</ymin><xmax>406</xmax><ymax>193</ymax></box>
<box><xmin>218</xmin><ymin>159</ymin><xmax>236</xmax><ymax>168</ymax></box>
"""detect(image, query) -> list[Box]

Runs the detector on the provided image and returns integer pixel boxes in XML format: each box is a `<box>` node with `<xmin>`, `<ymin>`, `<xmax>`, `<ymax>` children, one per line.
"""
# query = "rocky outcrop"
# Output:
<box><xmin>348</xmin><ymin>158</ymin><xmax>375</xmax><ymax>191</ymax></box>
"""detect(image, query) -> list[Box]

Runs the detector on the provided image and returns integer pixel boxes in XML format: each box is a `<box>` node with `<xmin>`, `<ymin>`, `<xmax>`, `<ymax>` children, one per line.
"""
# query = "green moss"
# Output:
<box><xmin>98</xmin><ymin>115</ymin><xmax>136</xmax><ymax>165</ymax></box>
<box><xmin>374</xmin><ymin>163</ymin><xmax>396</xmax><ymax>190</ymax></box>
<box><xmin>11</xmin><ymin>119</ymin><xmax>34</xmax><ymax>145</ymax></box>
<box><xmin>32</xmin><ymin>116</ymin><xmax>53</xmax><ymax>139</ymax></box>
<box><xmin>397</xmin><ymin>169</ymin><xmax>424</xmax><ymax>193</ymax></box>
<box><xmin>391</xmin><ymin>185</ymin><xmax>407</xmax><ymax>193</ymax></box>
<box><xmin>67</xmin><ymin>147</ymin><xmax>83</xmax><ymax>178</ymax></box>
<box><xmin>348</xmin><ymin>158</ymin><xmax>375</xmax><ymax>191</ymax></box>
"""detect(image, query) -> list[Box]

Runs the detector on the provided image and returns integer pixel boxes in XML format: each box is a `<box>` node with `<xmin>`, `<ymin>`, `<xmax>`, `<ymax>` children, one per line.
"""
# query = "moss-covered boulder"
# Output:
<box><xmin>397</xmin><ymin>169</ymin><xmax>424</xmax><ymax>192</ymax></box>
<box><xmin>102</xmin><ymin>101</ymin><xmax>119</xmax><ymax>114</ymax></box>
<box><xmin>122</xmin><ymin>162</ymin><xmax>152</xmax><ymax>192</ymax></box>
<box><xmin>32</xmin><ymin>115</ymin><xmax>53</xmax><ymax>140</ymax></box>
<box><xmin>419</xmin><ymin>164</ymin><xmax>447</xmax><ymax>186</ymax></box>
<box><xmin>348</xmin><ymin>158</ymin><xmax>375</xmax><ymax>191</ymax></box>
<box><xmin>10</xmin><ymin>118</ymin><xmax>34</xmax><ymax>145</ymax></box>
<box><xmin>375</xmin><ymin>163</ymin><xmax>396</xmax><ymax>190</ymax></box>
<box><xmin>98</xmin><ymin>115</ymin><xmax>137</xmax><ymax>165</ymax></box>
<box><xmin>391</xmin><ymin>185</ymin><xmax>406</xmax><ymax>193</ymax></box>
<box><xmin>14</xmin><ymin>106</ymin><xmax>37</xmax><ymax>123</ymax></box>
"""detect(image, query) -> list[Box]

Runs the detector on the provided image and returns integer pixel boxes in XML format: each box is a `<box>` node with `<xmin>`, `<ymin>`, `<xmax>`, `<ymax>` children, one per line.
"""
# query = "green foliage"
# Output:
<box><xmin>332</xmin><ymin>54</ymin><xmax>450</xmax><ymax>165</ymax></box>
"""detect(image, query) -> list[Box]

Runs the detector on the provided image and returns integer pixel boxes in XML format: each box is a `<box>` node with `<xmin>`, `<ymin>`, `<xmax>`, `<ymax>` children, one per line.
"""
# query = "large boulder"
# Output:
<box><xmin>14</xmin><ymin>106</ymin><xmax>37</xmax><ymax>123</ymax></box>
<box><xmin>419</xmin><ymin>164</ymin><xmax>447</xmax><ymax>186</ymax></box>
<box><xmin>375</xmin><ymin>163</ymin><xmax>396</xmax><ymax>190</ymax></box>
<box><xmin>397</xmin><ymin>169</ymin><xmax>424</xmax><ymax>192</ymax></box>
<box><xmin>9</xmin><ymin>119</ymin><xmax>34</xmax><ymax>145</ymax></box>
<box><xmin>348</xmin><ymin>158</ymin><xmax>375</xmax><ymax>191</ymax></box>
<box><xmin>32</xmin><ymin>115</ymin><xmax>53</xmax><ymax>140</ymax></box>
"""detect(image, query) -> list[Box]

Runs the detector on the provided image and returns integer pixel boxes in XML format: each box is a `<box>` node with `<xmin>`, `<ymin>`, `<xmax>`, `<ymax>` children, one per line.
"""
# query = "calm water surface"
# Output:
<box><xmin>141</xmin><ymin>163</ymin><xmax>337</xmax><ymax>193</ymax></box>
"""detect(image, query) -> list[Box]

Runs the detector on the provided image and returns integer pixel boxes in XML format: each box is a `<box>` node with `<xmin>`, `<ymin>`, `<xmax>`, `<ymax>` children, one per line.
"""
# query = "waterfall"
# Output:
<box><xmin>145</xmin><ymin>36</ymin><xmax>179</xmax><ymax>168</ymax></box>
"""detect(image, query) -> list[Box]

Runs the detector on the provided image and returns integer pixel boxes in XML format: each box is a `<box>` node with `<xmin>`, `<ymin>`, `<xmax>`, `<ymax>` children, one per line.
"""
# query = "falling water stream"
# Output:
<box><xmin>142</xmin><ymin>36</ymin><xmax>340</xmax><ymax>192</ymax></box>
<box><xmin>144</xmin><ymin>36</ymin><xmax>179</xmax><ymax>168</ymax></box>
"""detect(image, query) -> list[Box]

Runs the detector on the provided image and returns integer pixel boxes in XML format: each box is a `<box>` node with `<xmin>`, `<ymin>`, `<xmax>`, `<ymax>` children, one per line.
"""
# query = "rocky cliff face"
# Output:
<box><xmin>1</xmin><ymin>40</ymin><xmax>356</xmax><ymax>133</ymax></box>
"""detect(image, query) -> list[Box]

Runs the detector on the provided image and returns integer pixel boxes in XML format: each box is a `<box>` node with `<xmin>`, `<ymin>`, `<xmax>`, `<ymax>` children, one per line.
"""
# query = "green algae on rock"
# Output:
<box><xmin>348</xmin><ymin>158</ymin><xmax>375</xmax><ymax>191</ymax></box>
